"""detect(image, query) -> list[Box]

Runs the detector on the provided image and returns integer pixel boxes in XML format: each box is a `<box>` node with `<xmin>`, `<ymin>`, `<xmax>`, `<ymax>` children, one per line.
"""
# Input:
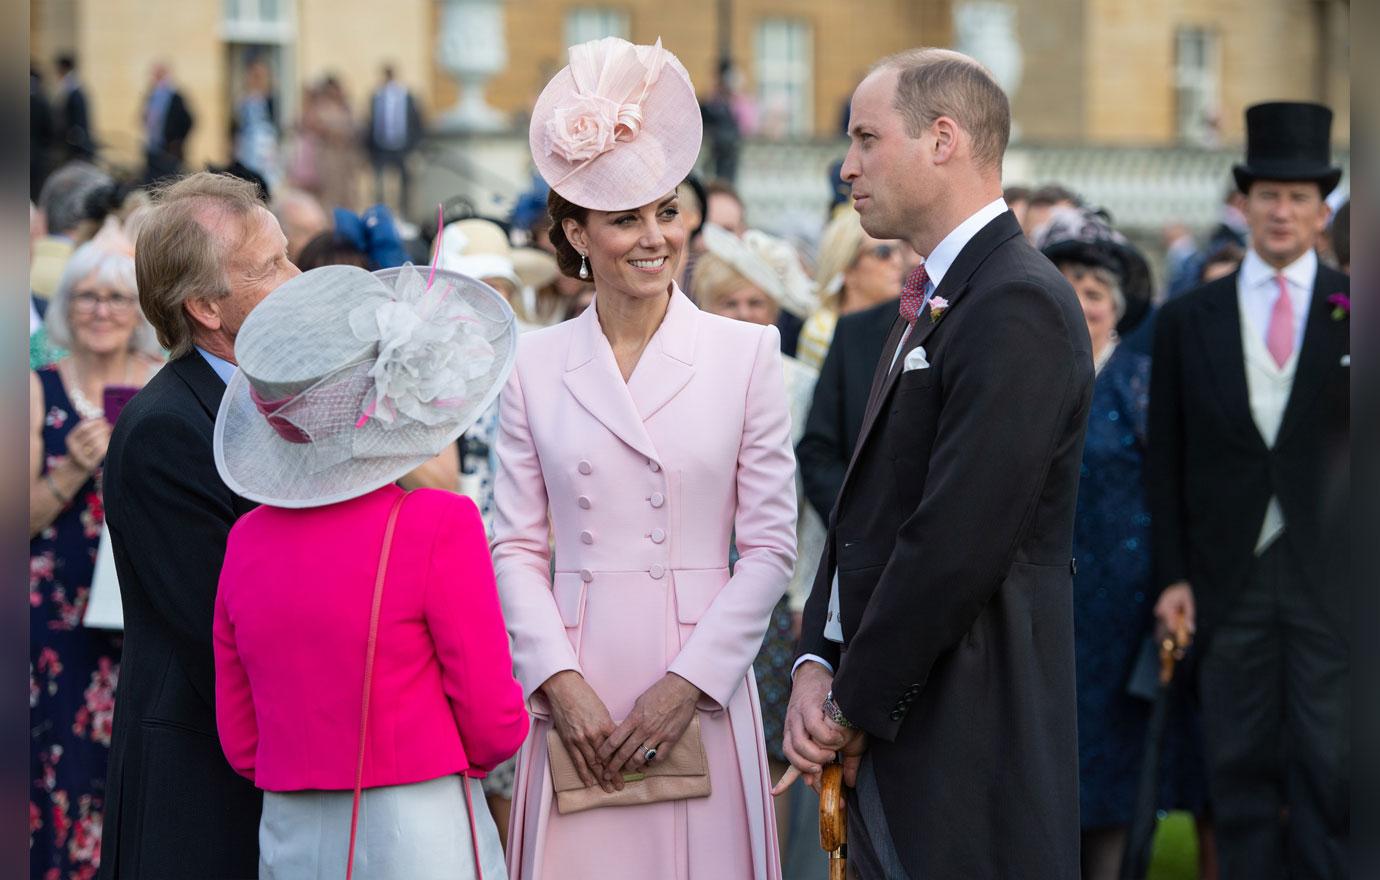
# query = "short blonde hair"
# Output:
<box><xmin>873</xmin><ymin>48</ymin><xmax>1010</xmax><ymax>172</ymax></box>
<box><xmin>814</xmin><ymin>209</ymin><xmax>868</xmax><ymax>311</ymax></box>
<box><xmin>135</xmin><ymin>173</ymin><xmax>264</xmax><ymax>358</ymax></box>
<box><xmin>691</xmin><ymin>251</ymin><xmax>776</xmax><ymax>319</ymax></box>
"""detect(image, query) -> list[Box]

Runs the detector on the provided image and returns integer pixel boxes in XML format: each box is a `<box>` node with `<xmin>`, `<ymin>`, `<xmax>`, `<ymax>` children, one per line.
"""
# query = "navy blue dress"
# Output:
<box><xmin>1073</xmin><ymin>347</ymin><xmax>1207</xmax><ymax>830</ymax></box>
<box><xmin>30</xmin><ymin>367</ymin><xmax>123</xmax><ymax>878</ymax></box>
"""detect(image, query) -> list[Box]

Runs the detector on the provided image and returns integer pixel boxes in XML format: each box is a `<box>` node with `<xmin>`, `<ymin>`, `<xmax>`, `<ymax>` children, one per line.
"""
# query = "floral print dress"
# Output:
<box><xmin>30</xmin><ymin>366</ymin><xmax>122</xmax><ymax>880</ymax></box>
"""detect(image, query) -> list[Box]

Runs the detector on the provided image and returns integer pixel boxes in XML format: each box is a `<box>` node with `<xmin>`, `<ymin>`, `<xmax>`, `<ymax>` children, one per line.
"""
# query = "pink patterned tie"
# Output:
<box><xmin>899</xmin><ymin>263</ymin><xmax>931</xmax><ymax>325</ymax></box>
<box><xmin>1265</xmin><ymin>274</ymin><xmax>1295</xmax><ymax>368</ymax></box>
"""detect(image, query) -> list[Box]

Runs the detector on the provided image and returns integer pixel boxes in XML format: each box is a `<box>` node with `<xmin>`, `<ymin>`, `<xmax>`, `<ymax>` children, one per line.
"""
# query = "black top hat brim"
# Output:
<box><xmin>1233</xmin><ymin>162</ymin><xmax>1342</xmax><ymax>197</ymax></box>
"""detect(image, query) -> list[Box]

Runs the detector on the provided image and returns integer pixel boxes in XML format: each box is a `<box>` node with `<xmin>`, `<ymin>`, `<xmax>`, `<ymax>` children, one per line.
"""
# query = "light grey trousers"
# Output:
<box><xmin>259</xmin><ymin>774</ymin><xmax>507</xmax><ymax>879</ymax></box>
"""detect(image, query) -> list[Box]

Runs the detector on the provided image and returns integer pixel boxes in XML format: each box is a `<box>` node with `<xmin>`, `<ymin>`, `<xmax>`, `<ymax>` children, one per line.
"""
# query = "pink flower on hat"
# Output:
<box><xmin>546</xmin><ymin>94</ymin><xmax>621</xmax><ymax>163</ymax></box>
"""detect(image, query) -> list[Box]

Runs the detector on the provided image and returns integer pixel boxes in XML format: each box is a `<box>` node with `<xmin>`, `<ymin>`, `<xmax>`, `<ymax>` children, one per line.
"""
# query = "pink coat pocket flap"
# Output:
<box><xmin>671</xmin><ymin>568</ymin><xmax>730</xmax><ymax>624</ymax></box>
<box><xmin>552</xmin><ymin>573</ymin><xmax>586</xmax><ymax>628</ymax></box>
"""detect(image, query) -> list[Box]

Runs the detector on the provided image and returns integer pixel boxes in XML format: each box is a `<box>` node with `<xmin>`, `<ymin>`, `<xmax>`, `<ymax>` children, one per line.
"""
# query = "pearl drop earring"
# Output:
<box><xmin>579</xmin><ymin>253</ymin><xmax>590</xmax><ymax>280</ymax></box>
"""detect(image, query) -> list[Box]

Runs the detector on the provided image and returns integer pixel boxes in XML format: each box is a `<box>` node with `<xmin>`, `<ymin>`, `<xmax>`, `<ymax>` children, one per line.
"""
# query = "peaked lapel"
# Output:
<box><xmin>1195</xmin><ymin>274</ymin><xmax>1267</xmax><ymax>451</ymax></box>
<box><xmin>169</xmin><ymin>351</ymin><xmax>229</xmax><ymax>421</ymax></box>
<box><xmin>626</xmin><ymin>287</ymin><xmax>698</xmax><ymax>423</ymax></box>
<box><xmin>562</xmin><ymin>289</ymin><xmax>696</xmax><ymax>464</ymax></box>
<box><xmin>838</xmin><ymin>211</ymin><xmax>1022</xmax><ymax>502</ymax></box>
<box><xmin>1275</xmin><ymin>266</ymin><xmax>1345</xmax><ymax>446</ymax></box>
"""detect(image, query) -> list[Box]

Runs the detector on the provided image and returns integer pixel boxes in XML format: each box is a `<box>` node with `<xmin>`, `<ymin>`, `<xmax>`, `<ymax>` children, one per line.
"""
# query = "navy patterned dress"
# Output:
<box><xmin>1073</xmin><ymin>347</ymin><xmax>1207</xmax><ymax>830</ymax></box>
<box><xmin>30</xmin><ymin>367</ymin><xmax>123</xmax><ymax>880</ymax></box>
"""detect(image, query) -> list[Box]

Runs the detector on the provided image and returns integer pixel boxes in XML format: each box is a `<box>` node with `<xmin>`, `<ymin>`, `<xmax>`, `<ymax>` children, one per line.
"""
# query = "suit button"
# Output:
<box><xmin>579</xmin><ymin>569</ymin><xmax>593</xmax><ymax>583</ymax></box>
<box><xmin>649</xmin><ymin>492</ymin><xmax>665</xmax><ymax>508</ymax></box>
<box><xmin>577</xmin><ymin>495</ymin><xmax>592</xmax><ymax>510</ymax></box>
<box><xmin>650</xmin><ymin>564</ymin><xmax>666</xmax><ymax>579</ymax></box>
<box><xmin>580</xmin><ymin>530</ymin><xmax>594</xmax><ymax>545</ymax></box>
<box><xmin>648</xmin><ymin>460</ymin><xmax>661</xmax><ymax>472</ymax></box>
<box><xmin>890</xmin><ymin>709</ymin><xmax>904</xmax><ymax>721</ymax></box>
<box><xmin>650</xmin><ymin>528</ymin><xmax>666</xmax><ymax>544</ymax></box>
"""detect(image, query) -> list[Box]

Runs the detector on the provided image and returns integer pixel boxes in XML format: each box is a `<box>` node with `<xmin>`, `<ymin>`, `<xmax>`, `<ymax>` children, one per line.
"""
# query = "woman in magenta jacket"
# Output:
<box><xmin>211</xmin><ymin>262</ymin><xmax>528</xmax><ymax>878</ymax></box>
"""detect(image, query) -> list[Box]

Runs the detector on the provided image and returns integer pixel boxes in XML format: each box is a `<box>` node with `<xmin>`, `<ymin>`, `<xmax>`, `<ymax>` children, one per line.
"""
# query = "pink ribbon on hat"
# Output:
<box><xmin>251</xmin><ymin>385</ymin><xmax>313</xmax><ymax>444</ymax></box>
<box><xmin>546</xmin><ymin>37</ymin><xmax>670</xmax><ymax>184</ymax></box>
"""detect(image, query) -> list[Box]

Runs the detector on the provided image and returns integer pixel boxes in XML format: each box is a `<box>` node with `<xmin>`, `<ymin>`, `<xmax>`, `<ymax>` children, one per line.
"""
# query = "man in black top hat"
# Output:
<box><xmin>1149</xmin><ymin>101</ymin><xmax>1349</xmax><ymax>879</ymax></box>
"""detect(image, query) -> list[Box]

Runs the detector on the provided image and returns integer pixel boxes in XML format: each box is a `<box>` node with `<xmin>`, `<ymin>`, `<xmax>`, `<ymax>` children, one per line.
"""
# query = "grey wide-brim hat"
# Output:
<box><xmin>214</xmin><ymin>263</ymin><xmax>517</xmax><ymax>508</ymax></box>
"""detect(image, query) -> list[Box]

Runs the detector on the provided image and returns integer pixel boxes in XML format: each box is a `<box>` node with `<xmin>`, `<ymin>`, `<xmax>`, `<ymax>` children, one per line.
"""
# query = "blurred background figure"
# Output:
<box><xmin>704</xmin><ymin>179</ymin><xmax>748</xmax><ymax>237</ymax></box>
<box><xmin>693</xmin><ymin>223</ymin><xmax>825</xmax><ymax>872</ymax></box>
<box><xmin>32</xmin><ymin>65</ymin><xmax>57</xmax><ymax>197</ymax></box>
<box><xmin>270</xmin><ymin>188</ymin><xmax>330</xmax><ymax>264</ymax></box>
<box><xmin>1037</xmin><ymin>207</ymin><xmax>1212</xmax><ymax>880</ymax></box>
<box><xmin>231</xmin><ymin>58</ymin><xmax>281</xmax><ymax>190</ymax></box>
<box><xmin>291</xmin><ymin>75</ymin><xmax>361</xmax><ymax>212</ymax></box>
<box><xmin>55</xmin><ymin>54</ymin><xmax>96</xmax><ymax>163</ymax></box>
<box><xmin>1164</xmin><ymin>186</ymin><xmax>1250</xmax><ymax>299</ymax></box>
<box><xmin>368</xmin><ymin>64</ymin><xmax>423</xmax><ymax>218</ymax></box>
<box><xmin>141</xmin><ymin>62</ymin><xmax>194</xmax><ymax>184</ymax></box>
<box><xmin>1003</xmin><ymin>184</ymin><xmax>1031</xmax><ymax>230</ymax></box>
<box><xmin>33</xmin><ymin>162</ymin><xmax>114</xmax><ymax>303</ymax></box>
<box><xmin>795</xmin><ymin>207</ymin><xmax>903</xmax><ymax>369</ymax></box>
<box><xmin>1323</xmin><ymin>198</ymin><xmax>1349</xmax><ymax>274</ymax></box>
<box><xmin>1021</xmin><ymin>183</ymin><xmax>1081</xmax><ymax>241</ymax></box>
<box><xmin>29</xmin><ymin>224</ymin><xmax>164</xmax><ymax>879</ymax></box>
<box><xmin>700</xmin><ymin>60</ymin><xmax>752</xmax><ymax>183</ymax></box>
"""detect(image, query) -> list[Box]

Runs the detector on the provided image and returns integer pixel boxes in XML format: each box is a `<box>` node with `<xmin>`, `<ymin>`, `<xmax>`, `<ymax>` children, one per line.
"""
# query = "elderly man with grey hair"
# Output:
<box><xmin>99</xmin><ymin>171</ymin><xmax>300</xmax><ymax>879</ymax></box>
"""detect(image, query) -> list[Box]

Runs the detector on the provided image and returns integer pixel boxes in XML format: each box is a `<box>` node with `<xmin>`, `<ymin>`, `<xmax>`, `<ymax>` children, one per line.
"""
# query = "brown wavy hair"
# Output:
<box><xmin>546</xmin><ymin>189</ymin><xmax>590</xmax><ymax>278</ymax></box>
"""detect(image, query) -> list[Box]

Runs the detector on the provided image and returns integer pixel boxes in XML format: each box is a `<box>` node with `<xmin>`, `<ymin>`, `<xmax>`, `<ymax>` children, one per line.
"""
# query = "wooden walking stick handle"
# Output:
<box><xmin>820</xmin><ymin>763</ymin><xmax>847</xmax><ymax>880</ymax></box>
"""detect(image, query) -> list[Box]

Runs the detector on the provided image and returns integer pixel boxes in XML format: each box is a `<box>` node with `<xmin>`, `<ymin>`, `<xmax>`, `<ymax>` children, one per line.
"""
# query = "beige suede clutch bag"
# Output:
<box><xmin>546</xmin><ymin>715</ymin><xmax>711</xmax><ymax>814</ymax></box>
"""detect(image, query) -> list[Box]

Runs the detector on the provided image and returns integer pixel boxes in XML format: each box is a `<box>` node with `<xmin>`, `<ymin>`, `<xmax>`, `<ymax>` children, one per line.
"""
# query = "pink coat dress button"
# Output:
<box><xmin>580</xmin><ymin>530</ymin><xmax>594</xmax><ymax>545</ymax></box>
<box><xmin>580</xmin><ymin>569</ymin><xmax>593</xmax><ymax>582</ymax></box>
<box><xmin>648</xmin><ymin>460</ymin><xmax>661</xmax><ymax>472</ymax></box>
<box><xmin>578</xmin><ymin>496</ymin><xmax>592</xmax><ymax>509</ymax></box>
<box><xmin>577</xmin><ymin>460</ymin><xmax>593</xmax><ymax>475</ymax></box>
<box><xmin>649</xmin><ymin>492</ymin><xmax>665</xmax><ymax>508</ymax></box>
<box><xmin>649</xmin><ymin>564</ymin><xmax>666</xmax><ymax>579</ymax></box>
<box><xmin>650</xmin><ymin>528</ymin><xmax>666</xmax><ymax>544</ymax></box>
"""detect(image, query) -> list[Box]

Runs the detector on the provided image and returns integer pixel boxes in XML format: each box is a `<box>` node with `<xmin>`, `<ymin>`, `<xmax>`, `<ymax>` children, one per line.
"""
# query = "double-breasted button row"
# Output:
<box><xmin>650</xmin><ymin>564</ymin><xmax>666</xmax><ymax>579</ymax></box>
<box><xmin>579</xmin><ymin>569</ymin><xmax>593</xmax><ymax>583</ymax></box>
<box><xmin>648</xmin><ymin>492</ymin><xmax>664</xmax><ymax>508</ymax></box>
<box><xmin>648</xmin><ymin>459</ymin><xmax>660</xmax><ymax>472</ymax></box>
<box><xmin>578</xmin><ymin>495</ymin><xmax>591</xmax><ymax>509</ymax></box>
<box><xmin>577</xmin><ymin>460</ymin><xmax>593</xmax><ymax>475</ymax></box>
<box><xmin>580</xmin><ymin>530</ymin><xmax>594</xmax><ymax>545</ymax></box>
<box><xmin>649</xmin><ymin>528</ymin><xmax>666</xmax><ymax>544</ymax></box>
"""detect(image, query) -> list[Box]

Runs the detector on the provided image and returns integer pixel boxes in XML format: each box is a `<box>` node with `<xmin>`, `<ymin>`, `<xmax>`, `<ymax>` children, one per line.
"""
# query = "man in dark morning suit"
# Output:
<box><xmin>796</xmin><ymin>298</ymin><xmax>896</xmax><ymax>520</ymax></box>
<box><xmin>1149</xmin><ymin>102</ymin><xmax>1349</xmax><ymax>879</ymax></box>
<box><xmin>779</xmin><ymin>49</ymin><xmax>1093</xmax><ymax>878</ymax></box>
<box><xmin>142</xmin><ymin>63</ymin><xmax>195</xmax><ymax>185</ymax></box>
<box><xmin>55</xmin><ymin>54</ymin><xmax>96</xmax><ymax>162</ymax></box>
<box><xmin>100</xmin><ymin>173</ymin><xmax>300</xmax><ymax>879</ymax></box>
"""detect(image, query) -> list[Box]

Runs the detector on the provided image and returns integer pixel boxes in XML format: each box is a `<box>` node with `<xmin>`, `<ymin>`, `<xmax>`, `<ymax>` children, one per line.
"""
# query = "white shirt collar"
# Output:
<box><xmin>1239</xmin><ymin>247</ymin><xmax>1317</xmax><ymax>294</ymax></box>
<box><xmin>195</xmin><ymin>346</ymin><xmax>238</xmax><ymax>386</ymax></box>
<box><xmin>922</xmin><ymin>197</ymin><xmax>1009</xmax><ymax>290</ymax></box>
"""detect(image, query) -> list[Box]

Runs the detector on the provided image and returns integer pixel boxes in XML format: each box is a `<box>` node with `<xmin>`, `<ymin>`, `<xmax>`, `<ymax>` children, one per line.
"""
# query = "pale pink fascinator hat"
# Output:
<box><xmin>530</xmin><ymin>37</ymin><xmax>703</xmax><ymax>211</ymax></box>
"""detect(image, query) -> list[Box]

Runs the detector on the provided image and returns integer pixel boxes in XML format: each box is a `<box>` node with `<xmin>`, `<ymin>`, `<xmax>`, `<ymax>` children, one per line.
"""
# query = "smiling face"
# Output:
<box><xmin>563</xmin><ymin>193</ymin><xmax>685</xmax><ymax>301</ymax></box>
<box><xmin>68</xmin><ymin>271</ymin><xmax>141</xmax><ymax>356</ymax></box>
<box><xmin>840</xmin><ymin>68</ymin><xmax>932</xmax><ymax>242</ymax></box>
<box><xmin>1243</xmin><ymin>180</ymin><xmax>1329</xmax><ymax>269</ymax></box>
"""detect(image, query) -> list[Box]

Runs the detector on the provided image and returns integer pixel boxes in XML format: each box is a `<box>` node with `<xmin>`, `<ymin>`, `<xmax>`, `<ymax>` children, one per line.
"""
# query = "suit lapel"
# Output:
<box><xmin>836</xmin><ymin>211</ymin><xmax>1022</xmax><ymax>504</ymax></box>
<box><xmin>562</xmin><ymin>292</ymin><xmax>672</xmax><ymax>465</ymax></box>
<box><xmin>1195</xmin><ymin>274</ymin><xmax>1266</xmax><ymax>450</ymax></box>
<box><xmin>626</xmin><ymin>288</ymin><xmax>697</xmax><ymax>423</ymax></box>
<box><xmin>1275</xmin><ymin>267</ymin><xmax>1344</xmax><ymax>446</ymax></box>
<box><xmin>169</xmin><ymin>351</ymin><xmax>229</xmax><ymax>421</ymax></box>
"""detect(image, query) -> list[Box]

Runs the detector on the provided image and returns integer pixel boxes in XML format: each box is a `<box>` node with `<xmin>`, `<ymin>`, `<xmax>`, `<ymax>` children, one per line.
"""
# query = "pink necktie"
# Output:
<box><xmin>1265</xmin><ymin>274</ymin><xmax>1295</xmax><ymax>368</ymax></box>
<box><xmin>899</xmin><ymin>263</ymin><xmax>931</xmax><ymax>325</ymax></box>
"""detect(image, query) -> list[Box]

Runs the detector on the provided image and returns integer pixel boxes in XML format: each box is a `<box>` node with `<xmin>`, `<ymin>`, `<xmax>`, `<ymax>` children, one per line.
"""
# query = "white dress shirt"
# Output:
<box><xmin>798</xmin><ymin>197</ymin><xmax>1010</xmax><ymax>676</ymax></box>
<box><xmin>1237</xmin><ymin>248</ymin><xmax>1315</xmax><ymax>553</ymax></box>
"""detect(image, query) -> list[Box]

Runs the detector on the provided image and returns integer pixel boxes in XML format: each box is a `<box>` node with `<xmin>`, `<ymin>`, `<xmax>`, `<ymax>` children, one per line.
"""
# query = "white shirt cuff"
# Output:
<box><xmin>792</xmin><ymin>654</ymin><xmax>835</xmax><ymax>678</ymax></box>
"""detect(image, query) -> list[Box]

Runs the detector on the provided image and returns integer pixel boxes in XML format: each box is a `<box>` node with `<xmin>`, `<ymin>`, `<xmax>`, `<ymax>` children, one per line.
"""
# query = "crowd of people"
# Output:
<box><xmin>28</xmin><ymin>36</ymin><xmax>1348</xmax><ymax>880</ymax></box>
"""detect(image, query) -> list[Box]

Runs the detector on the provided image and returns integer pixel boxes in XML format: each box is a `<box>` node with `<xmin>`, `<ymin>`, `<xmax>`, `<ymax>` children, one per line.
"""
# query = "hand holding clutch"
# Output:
<box><xmin>596</xmin><ymin>673</ymin><xmax>701</xmax><ymax>787</ymax></box>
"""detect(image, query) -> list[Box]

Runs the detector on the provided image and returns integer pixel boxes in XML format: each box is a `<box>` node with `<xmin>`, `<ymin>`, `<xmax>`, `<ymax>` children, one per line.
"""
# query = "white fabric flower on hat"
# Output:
<box><xmin>348</xmin><ymin>263</ymin><xmax>496</xmax><ymax>428</ymax></box>
<box><xmin>546</xmin><ymin>94</ymin><xmax>621</xmax><ymax>163</ymax></box>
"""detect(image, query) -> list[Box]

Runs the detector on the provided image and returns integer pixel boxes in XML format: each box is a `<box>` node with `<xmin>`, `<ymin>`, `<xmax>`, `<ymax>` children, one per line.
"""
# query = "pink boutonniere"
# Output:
<box><xmin>928</xmin><ymin>296</ymin><xmax>950</xmax><ymax>324</ymax></box>
<box><xmin>1328</xmin><ymin>292</ymin><xmax>1350</xmax><ymax>321</ymax></box>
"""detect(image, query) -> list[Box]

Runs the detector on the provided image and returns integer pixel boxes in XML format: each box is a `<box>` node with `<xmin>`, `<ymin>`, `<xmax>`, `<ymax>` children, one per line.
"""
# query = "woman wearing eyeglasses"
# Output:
<box><xmin>795</xmin><ymin>209</ymin><xmax>905</xmax><ymax>370</ymax></box>
<box><xmin>28</xmin><ymin>222</ymin><xmax>163</xmax><ymax>880</ymax></box>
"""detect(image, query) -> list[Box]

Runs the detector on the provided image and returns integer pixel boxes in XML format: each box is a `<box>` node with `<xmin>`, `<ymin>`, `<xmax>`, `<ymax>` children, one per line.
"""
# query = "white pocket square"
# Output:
<box><xmin>903</xmin><ymin>346</ymin><xmax>930</xmax><ymax>372</ymax></box>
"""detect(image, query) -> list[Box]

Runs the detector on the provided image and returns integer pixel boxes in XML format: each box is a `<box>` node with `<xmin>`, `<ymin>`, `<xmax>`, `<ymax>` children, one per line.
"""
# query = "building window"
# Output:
<box><xmin>565</xmin><ymin>8</ymin><xmax>631</xmax><ymax>48</ymax></box>
<box><xmin>1175</xmin><ymin>27</ymin><xmax>1220</xmax><ymax>147</ymax></box>
<box><xmin>755</xmin><ymin>18</ymin><xmax>813</xmax><ymax>137</ymax></box>
<box><xmin>222</xmin><ymin>0</ymin><xmax>293</xmax><ymax>42</ymax></box>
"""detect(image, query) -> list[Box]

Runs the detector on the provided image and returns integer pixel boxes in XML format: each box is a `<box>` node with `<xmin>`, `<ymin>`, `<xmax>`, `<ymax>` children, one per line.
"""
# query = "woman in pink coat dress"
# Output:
<box><xmin>493</xmin><ymin>37</ymin><xmax>797</xmax><ymax>880</ymax></box>
<box><xmin>211</xmin><ymin>263</ymin><xmax>528</xmax><ymax>878</ymax></box>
